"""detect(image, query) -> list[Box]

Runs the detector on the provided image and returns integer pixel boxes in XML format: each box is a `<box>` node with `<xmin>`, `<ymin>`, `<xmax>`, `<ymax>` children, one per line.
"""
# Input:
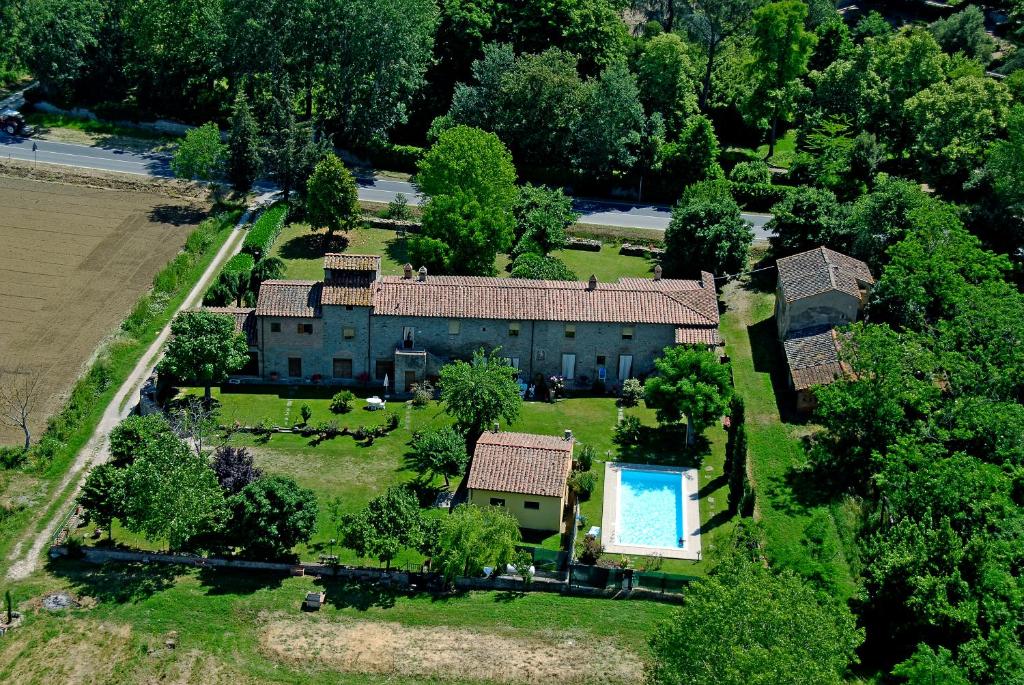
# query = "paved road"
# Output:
<box><xmin>0</xmin><ymin>133</ymin><xmax>773</xmax><ymax>238</ymax></box>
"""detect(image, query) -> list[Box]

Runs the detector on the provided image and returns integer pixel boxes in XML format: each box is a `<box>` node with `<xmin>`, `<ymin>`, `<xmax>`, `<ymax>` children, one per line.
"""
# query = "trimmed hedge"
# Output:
<box><xmin>365</xmin><ymin>143</ymin><xmax>425</xmax><ymax>174</ymax></box>
<box><xmin>222</xmin><ymin>252</ymin><xmax>255</xmax><ymax>278</ymax></box>
<box><xmin>241</xmin><ymin>203</ymin><xmax>287</xmax><ymax>260</ymax></box>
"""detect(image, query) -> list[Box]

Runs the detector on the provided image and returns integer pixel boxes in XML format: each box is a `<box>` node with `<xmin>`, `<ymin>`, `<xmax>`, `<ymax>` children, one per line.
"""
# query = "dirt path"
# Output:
<box><xmin>4</xmin><ymin>192</ymin><xmax>275</xmax><ymax>581</ymax></box>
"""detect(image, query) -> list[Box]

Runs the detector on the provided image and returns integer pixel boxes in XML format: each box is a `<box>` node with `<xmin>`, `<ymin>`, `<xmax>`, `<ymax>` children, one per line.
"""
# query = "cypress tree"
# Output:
<box><xmin>228</xmin><ymin>90</ymin><xmax>262</xmax><ymax>193</ymax></box>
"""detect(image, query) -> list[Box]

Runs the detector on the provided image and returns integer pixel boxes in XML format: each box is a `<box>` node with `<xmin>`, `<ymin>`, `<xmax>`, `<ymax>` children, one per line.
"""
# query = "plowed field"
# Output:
<box><xmin>0</xmin><ymin>176</ymin><xmax>206</xmax><ymax>444</ymax></box>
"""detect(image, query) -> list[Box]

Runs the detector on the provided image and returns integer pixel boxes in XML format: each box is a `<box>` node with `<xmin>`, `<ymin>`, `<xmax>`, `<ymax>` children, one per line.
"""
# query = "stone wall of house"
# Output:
<box><xmin>776</xmin><ymin>289</ymin><xmax>859</xmax><ymax>339</ymax></box>
<box><xmin>255</xmin><ymin>309</ymin><xmax>680</xmax><ymax>389</ymax></box>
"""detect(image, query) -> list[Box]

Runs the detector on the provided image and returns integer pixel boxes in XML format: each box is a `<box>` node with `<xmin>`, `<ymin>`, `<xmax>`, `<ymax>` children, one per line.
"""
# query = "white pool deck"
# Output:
<box><xmin>600</xmin><ymin>462</ymin><xmax>702</xmax><ymax>560</ymax></box>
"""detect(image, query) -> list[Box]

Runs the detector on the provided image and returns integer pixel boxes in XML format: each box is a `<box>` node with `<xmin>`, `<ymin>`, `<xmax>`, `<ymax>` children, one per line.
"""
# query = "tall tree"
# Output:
<box><xmin>226</xmin><ymin>475</ymin><xmax>318</xmax><ymax>558</ymax></box>
<box><xmin>305</xmin><ymin>153</ymin><xmax>360</xmax><ymax>242</ymax></box>
<box><xmin>766</xmin><ymin>185</ymin><xmax>848</xmax><ymax>257</ymax></box>
<box><xmin>157</xmin><ymin>311</ymin><xmax>250</xmax><ymax>403</ymax></box>
<box><xmin>438</xmin><ymin>348</ymin><xmax>522</xmax><ymax>452</ymax></box>
<box><xmin>929</xmin><ymin>5</ymin><xmax>994</xmax><ymax>64</ymax></box>
<box><xmin>635</xmin><ymin>32</ymin><xmax>699</xmax><ymax>136</ymax></box>
<box><xmin>648</xmin><ymin>555</ymin><xmax>862</xmax><ymax>684</ymax></box>
<box><xmin>20</xmin><ymin>0</ymin><xmax>104</xmax><ymax>100</ymax></box>
<box><xmin>430</xmin><ymin>504</ymin><xmax>521</xmax><ymax>582</ymax></box>
<box><xmin>227</xmin><ymin>90</ymin><xmax>262</xmax><ymax>193</ymax></box>
<box><xmin>77</xmin><ymin>463</ymin><xmax>124</xmax><ymax>540</ymax></box>
<box><xmin>313</xmin><ymin>0</ymin><xmax>438</xmax><ymax>144</ymax></box>
<box><xmin>748</xmin><ymin>0</ymin><xmax>816</xmax><ymax>156</ymax></box>
<box><xmin>511</xmin><ymin>184</ymin><xmax>579</xmax><ymax>257</ymax></box>
<box><xmin>0</xmin><ymin>368</ymin><xmax>42</xmax><ymax>452</ymax></box>
<box><xmin>644</xmin><ymin>345</ymin><xmax>733</xmax><ymax>444</ymax></box>
<box><xmin>171</xmin><ymin>122</ymin><xmax>227</xmax><ymax>182</ymax></box>
<box><xmin>663</xmin><ymin>181</ymin><xmax>751</xmax><ymax>278</ymax></box>
<box><xmin>408</xmin><ymin>426</ymin><xmax>469</xmax><ymax>488</ymax></box>
<box><xmin>411</xmin><ymin>126</ymin><xmax>518</xmax><ymax>274</ymax></box>
<box><xmin>120</xmin><ymin>430</ymin><xmax>227</xmax><ymax>550</ymax></box>
<box><xmin>683</xmin><ymin>0</ymin><xmax>763</xmax><ymax>111</ymax></box>
<box><xmin>342</xmin><ymin>486</ymin><xmax>423</xmax><ymax>569</ymax></box>
<box><xmin>660</xmin><ymin>115</ymin><xmax>724</xmax><ymax>187</ymax></box>
<box><xmin>572</xmin><ymin>61</ymin><xmax>649</xmax><ymax>178</ymax></box>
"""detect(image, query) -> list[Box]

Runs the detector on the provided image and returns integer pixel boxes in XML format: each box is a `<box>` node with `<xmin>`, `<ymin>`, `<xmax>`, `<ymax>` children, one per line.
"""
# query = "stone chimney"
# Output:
<box><xmin>587</xmin><ymin>274</ymin><xmax>597</xmax><ymax>291</ymax></box>
<box><xmin>564</xmin><ymin>429</ymin><xmax>573</xmax><ymax>441</ymax></box>
<box><xmin>418</xmin><ymin>266</ymin><xmax>427</xmax><ymax>282</ymax></box>
<box><xmin>403</xmin><ymin>263</ymin><xmax>413</xmax><ymax>279</ymax></box>
<box><xmin>653</xmin><ymin>264</ymin><xmax>663</xmax><ymax>281</ymax></box>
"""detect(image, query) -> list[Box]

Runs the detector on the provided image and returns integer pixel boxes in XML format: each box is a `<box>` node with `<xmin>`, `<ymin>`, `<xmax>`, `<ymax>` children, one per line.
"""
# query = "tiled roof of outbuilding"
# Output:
<box><xmin>371</xmin><ymin>275</ymin><xmax>719</xmax><ymax>327</ymax></box>
<box><xmin>777</xmin><ymin>247</ymin><xmax>873</xmax><ymax>303</ymax></box>
<box><xmin>323</xmin><ymin>253</ymin><xmax>381</xmax><ymax>271</ymax></box>
<box><xmin>783</xmin><ymin>327</ymin><xmax>845</xmax><ymax>391</ymax></box>
<box><xmin>467</xmin><ymin>431</ymin><xmax>574</xmax><ymax>498</ymax></box>
<box><xmin>255</xmin><ymin>280</ymin><xmax>322</xmax><ymax>318</ymax></box>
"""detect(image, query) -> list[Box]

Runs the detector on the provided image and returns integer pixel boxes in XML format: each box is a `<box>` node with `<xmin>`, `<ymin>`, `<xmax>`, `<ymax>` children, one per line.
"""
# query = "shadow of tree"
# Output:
<box><xmin>696</xmin><ymin>473</ymin><xmax>727</xmax><ymax>499</ymax></box>
<box><xmin>277</xmin><ymin>231</ymin><xmax>350</xmax><ymax>261</ymax></box>
<box><xmin>316</xmin><ymin>578</ymin><xmax>402</xmax><ymax>611</ymax></box>
<box><xmin>197</xmin><ymin>567</ymin><xmax>287</xmax><ymax>595</ymax></box>
<box><xmin>698</xmin><ymin>508</ymin><xmax>733</xmax><ymax>535</ymax></box>
<box><xmin>45</xmin><ymin>558</ymin><xmax>177</xmax><ymax>604</ymax></box>
<box><xmin>615</xmin><ymin>425</ymin><xmax>709</xmax><ymax>467</ymax></box>
<box><xmin>149</xmin><ymin>204</ymin><xmax>207</xmax><ymax>226</ymax></box>
<box><xmin>385</xmin><ymin>236</ymin><xmax>410</xmax><ymax>267</ymax></box>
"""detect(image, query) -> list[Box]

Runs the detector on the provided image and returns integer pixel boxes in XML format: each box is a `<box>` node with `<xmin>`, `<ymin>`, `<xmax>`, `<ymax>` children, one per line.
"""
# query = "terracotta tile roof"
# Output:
<box><xmin>777</xmin><ymin>247</ymin><xmax>873</xmax><ymax>303</ymax></box>
<box><xmin>255</xmin><ymin>280</ymin><xmax>322</xmax><ymax>318</ymax></box>
<box><xmin>203</xmin><ymin>307</ymin><xmax>257</xmax><ymax>345</ymax></box>
<box><xmin>321</xmin><ymin>285</ymin><xmax>374</xmax><ymax>307</ymax></box>
<box><xmin>466</xmin><ymin>431</ymin><xmax>574</xmax><ymax>498</ymax></box>
<box><xmin>783</xmin><ymin>327</ymin><xmax>845</xmax><ymax>391</ymax></box>
<box><xmin>324</xmin><ymin>254</ymin><xmax>381</xmax><ymax>272</ymax></box>
<box><xmin>675</xmin><ymin>326</ymin><xmax>723</xmax><ymax>346</ymax></box>
<box><xmin>371</xmin><ymin>275</ymin><xmax>719</xmax><ymax>327</ymax></box>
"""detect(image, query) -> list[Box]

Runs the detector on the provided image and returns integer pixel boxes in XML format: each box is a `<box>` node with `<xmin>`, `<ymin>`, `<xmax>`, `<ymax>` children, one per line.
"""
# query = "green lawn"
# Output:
<box><xmin>719</xmin><ymin>279</ymin><xmax>857</xmax><ymax>597</ymax></box>
<box><xmin>273</xmin><ymin>222</ymin><xmax>655</xmax><ymax>282</ymax></box>
<box><xmin>3</xmin><ymin>563</ymin><xmax>674</xmax><ymax>684</ymax></box>
<box><xmin>755</xmin><ymin>129</ymin><xmax>798</xmax><ymax>169</ymax></box>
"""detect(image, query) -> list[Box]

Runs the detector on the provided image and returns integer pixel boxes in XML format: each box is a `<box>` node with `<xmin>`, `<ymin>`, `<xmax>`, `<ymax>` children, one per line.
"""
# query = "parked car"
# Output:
<box><xmin>0</xmin><ymin>110</ymin><xmax>31</xmax><ymax>136</ymax></box>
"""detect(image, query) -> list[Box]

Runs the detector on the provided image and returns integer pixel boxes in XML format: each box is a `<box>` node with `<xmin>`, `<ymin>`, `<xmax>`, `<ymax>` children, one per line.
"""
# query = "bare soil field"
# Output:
<box><xmin>0</xmin><ymin>175</ymin><xmax>207</xmax><ymax>444</ymax></box>
<box><xmin>261</xmin><ymin>618</ymin><xmax>645</xmax><ymax>684</ymax></box>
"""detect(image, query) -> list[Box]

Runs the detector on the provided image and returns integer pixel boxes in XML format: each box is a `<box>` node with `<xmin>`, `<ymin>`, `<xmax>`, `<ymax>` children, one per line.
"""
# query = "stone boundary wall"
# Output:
<box><xmin>50</xmin><ymin>545</ymin><xmax>683</xmax><ymax>603</ymax></box>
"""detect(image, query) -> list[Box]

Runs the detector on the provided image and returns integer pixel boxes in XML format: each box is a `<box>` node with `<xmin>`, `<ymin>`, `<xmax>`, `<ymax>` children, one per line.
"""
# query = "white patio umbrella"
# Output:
<box><xmin>383</xmin><ymin>373</ymin><xmax>390</xmax><ymax>398</ymax></box>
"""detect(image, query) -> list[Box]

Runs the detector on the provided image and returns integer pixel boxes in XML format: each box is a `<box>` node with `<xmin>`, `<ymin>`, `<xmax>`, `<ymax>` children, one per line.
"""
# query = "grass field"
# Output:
<box><xmin>0</xmin><ymin>176</ymin><xmax>209</xmax><ymax>445</ymax></box>
<box><xmin>1</xmin><ymin>562</ymin><xmax>675</xmax><ymax>684</ymax></box>
<box><xmin>719</xmin><ymin>278</ymin><xmax>856</xmax><ymax>597</ymax></box>
<box><xmin>272</xmin><ymin>223</ymin><xmax>655</xmax><ymax>283</ymax></box>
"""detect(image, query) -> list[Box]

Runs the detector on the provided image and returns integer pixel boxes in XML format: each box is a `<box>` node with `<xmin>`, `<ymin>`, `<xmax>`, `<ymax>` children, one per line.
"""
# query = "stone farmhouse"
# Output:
<box><xmin>775</xmin><ymin>247</ymin><xmax>873</xmax><ymax>411</ymax></box>
<box><xmin>466</xmin><ymin>430</ymin><xmax>575</xmax><ymax>533</ymax></box>
<box><xmin>213</xmin><ymin>254</ymin><xmax>723</xmax><ymax>394</ymax></box>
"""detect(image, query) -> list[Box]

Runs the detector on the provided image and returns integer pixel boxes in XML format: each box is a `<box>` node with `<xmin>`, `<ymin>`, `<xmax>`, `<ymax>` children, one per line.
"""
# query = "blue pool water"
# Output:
<box><xmin>615</xmin><ymin>468</ymin><xmax>685</xmax><ymax>548</ymax></box>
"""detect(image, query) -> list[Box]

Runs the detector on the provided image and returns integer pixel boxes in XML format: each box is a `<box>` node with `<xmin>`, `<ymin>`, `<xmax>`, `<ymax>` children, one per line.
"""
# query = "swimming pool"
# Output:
<box><xmin>615</xmin><ymin>467</ymin><xmax>685</xmax><ymax>549</ymax></box>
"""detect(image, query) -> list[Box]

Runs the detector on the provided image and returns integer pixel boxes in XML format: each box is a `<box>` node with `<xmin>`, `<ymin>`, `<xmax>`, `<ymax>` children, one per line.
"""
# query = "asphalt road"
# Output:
<box><xmin>0</xmin><ymin>133</ymin><xmax>773</xmax><ymax>238</ymax></box>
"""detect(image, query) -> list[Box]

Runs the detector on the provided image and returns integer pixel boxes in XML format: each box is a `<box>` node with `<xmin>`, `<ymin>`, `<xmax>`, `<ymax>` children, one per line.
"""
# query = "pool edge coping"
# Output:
<box><xmin>600</xmin><ymin>461</ymin><xmax>702</xmax><ymax>561</ymax></box>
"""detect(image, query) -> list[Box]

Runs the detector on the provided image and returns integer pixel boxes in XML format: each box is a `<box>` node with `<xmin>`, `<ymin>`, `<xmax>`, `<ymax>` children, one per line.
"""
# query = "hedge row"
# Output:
<box><xmin>241</xmin><ymin>203</ymin><xmax>287</xmax><ymax>259</ymax></box>
<box><xmin>364</xmin><ymin>143</ymin><xmax>425</xmax><ymax>174</ymax></box>
<box><xmin>222</xmin><ymin>253</ymin><xmax>255</xmax><ymax>278</ymax></box>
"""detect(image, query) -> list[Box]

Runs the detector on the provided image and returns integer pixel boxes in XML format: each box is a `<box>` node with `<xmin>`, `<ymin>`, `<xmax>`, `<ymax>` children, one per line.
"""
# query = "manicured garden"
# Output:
<box><xmin>272</xmin><ymin>222</ymin><xmax>656</xmax><ymax>283</ymax></box>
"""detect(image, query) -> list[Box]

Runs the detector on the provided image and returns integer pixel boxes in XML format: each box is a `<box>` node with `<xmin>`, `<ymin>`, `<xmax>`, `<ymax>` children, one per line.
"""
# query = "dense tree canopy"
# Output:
<box><xmin>644</xmin><ymin>345</ymin><xmax>733</xmax><ymax>442</ymax></box>
<box><xmin>648</xmin><ymin>553</ymin><xmax>862</xmax><ymax>684</ymax></box>
<box><xmin>158</xmin><ymin>312</ymin><xmax>250</xmax><ymax>402</ymax></box>
<box><xmin>429</xmin><ymin>504</ymin><xmax>521</xmax><ymax>582</ymax></box>
<box><xmin>663</xmin><ymin>181</ymin><xmax>751</xmax><ymax>278</ymax></box>
<box><xmin>438</xmin><ymin>348</ymin><xmax>522</xmax><ymax>449</ymax></box>
<box><xmin>227</xmin><ymin>475</ymin><xmax>318</xmax><ymax>558</ymax></box>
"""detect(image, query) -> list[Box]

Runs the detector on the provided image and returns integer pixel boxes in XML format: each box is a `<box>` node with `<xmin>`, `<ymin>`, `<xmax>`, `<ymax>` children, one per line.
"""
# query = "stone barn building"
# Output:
<box><xmin>775</xmin><ymin>247</ymin><xmax>872</xmax><ymax>411</ymax></box>
<box><xmin>211</xmin><ymin>254</ymin><xmax>723</xmax><ymax>394</ymax></box>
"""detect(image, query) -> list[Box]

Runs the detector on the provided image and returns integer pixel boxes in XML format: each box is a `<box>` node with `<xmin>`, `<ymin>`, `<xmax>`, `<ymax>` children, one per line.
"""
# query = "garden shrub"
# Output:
<box><xmin>576</xmin><ymin>444</ymin><xmax>595</xmax><ymax>472</ymax></box>
<box><xmin>368</xmin><ymin>142</ymin><xmax>425</xmax><ymax>173</ymax></box>
<box><xmin>330</xmin><ymin>390</ymin><xmax>355</xmax><ymax>414</ymax></box>
<box><xmin>568</xmin><ymin>470</ymin><xmax>597</xmax><ymax>502</ymax></box>
<box><xmin>410</xmin><ymin>381</ymin><xmax>433</xmax><ymax>407</ymax></box>
<box><xmin>621</xmin><ymin>378</ymin><xmax>644</xmax><ymax>407</ymax></box>
<box><xmin>730</xmin><ymin>160</ymin><xmax>773</xmax><ymax>185</ymax></box>
<box><xmin>614</xmin><ymin>415</ymin><xmax>643</xmax><ymax>445</ymax></box>
<box><xmin>386</xmin><ymin>193</ymin><xmax>413</xmax><ymax>220</ymax></box>
<box><xmin>299</xmin><ymin>403</ymin><xmax>312</xmax><ymax>425</ymax></box>
<box><xmin>381</xmin><ymin>411</ymin><xmax>400</xmax><ymax>431</ymax></box>
<box><xmin>0</xmin><ymin>446</ymin><xmax>26</xmax><ymax>470</ymax></box>
<box><xmin>241</xmin><ymin>203</ymin><xmax>287</xmax><ymax>259</ymax></box>
<box><xmin>579</xmin><ymin>534</ymin><xmax>604</xmax><ymax>565</ymax></box>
